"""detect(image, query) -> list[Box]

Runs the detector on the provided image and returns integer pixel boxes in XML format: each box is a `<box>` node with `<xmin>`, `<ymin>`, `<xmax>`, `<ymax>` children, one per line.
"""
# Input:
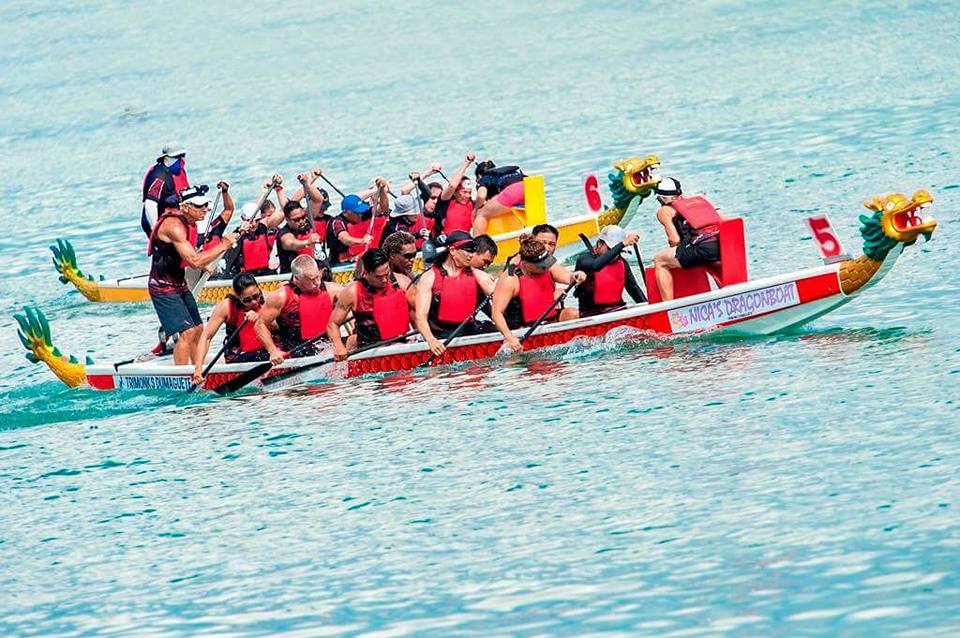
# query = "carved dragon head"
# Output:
<box><xmin>859</xmin><ymin>190</ymin><xmax>937</xmax><ymax>260</ymax></box>
<box><xmin>608</xmin><ymin>155</ymin><xmax>661</xmax><ymax>211</ymax></box>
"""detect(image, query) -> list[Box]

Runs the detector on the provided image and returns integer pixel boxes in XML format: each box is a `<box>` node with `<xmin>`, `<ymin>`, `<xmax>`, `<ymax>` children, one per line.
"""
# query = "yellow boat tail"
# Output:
<box><xmin>51</xmin><ymin>154</ymin><xmax>661</xmax><ymax>304</ymax></box>
<box><xmin>15</xmin><ymin>305</ymin><xmax>90</xmax><ymax>388</ymax></box>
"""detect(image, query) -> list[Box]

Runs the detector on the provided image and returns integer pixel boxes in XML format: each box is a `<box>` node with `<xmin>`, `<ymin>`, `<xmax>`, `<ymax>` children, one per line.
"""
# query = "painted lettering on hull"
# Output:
<box><xmin>668</xmin><ymin>282</ymin><xmax>800</xmax><ymax>333</ymax></box>
<box><xmin>116</xmin><ymin>375</ymin><xmax>193</xmax><ymax>391</ymax></box>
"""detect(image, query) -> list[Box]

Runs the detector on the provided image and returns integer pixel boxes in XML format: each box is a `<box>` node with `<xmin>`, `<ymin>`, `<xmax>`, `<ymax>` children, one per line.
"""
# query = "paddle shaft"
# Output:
<box><xmin>632</xmin><ymin>244</ymin><xmax>649</xmax><ymax>300</ymax></box>
<box><xmin>520</xmin><ymin>281</ymin><xmax>577</xmax><ymax>343</ymax></box>
<box><xmin>188</xmin><ymin>318</ymin><xmax>247</xmax><ymax>393</ymax></box>
<box><xmin>421</xmin><ymin>294</ymin><xmax>492</xmax><ymax>367</ymax></box>
<box><xmin>262</xmin><ymin>330</ymin><xmax>418</xmax><ymax>388</ymax></box>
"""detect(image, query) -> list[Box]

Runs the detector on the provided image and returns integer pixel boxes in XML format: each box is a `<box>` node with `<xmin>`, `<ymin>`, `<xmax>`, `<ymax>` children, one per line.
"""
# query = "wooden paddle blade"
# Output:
<box><xmin>213</xmin><ymin>362</ymin><xmax>273</xmax><ymax>395</ymax></box>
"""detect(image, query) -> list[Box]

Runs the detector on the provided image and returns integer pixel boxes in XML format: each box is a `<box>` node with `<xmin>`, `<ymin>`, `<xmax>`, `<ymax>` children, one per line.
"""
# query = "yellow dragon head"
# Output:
<box><xmin>608</xmin><ymin>155</ymin><xmax>661</xmax><ymax>210</ymax></box>
<box><xmin>859</xmin><ymin>190</ymin><xmax>937</xmax><ymax>260</ymax></box>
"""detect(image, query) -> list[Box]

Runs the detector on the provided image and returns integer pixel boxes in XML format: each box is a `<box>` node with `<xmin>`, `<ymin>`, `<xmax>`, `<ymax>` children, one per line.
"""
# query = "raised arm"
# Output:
<box><xmin>441</xmin><ymin>152</ymin><xmax>475</xmax><ymax>200</ymax></box>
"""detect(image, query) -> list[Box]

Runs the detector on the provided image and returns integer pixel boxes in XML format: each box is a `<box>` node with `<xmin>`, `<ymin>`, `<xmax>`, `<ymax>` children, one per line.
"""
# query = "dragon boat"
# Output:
<box><xmin>49</xmin><ymin>157</ymin><xmax>661</xmax><ymax>305</ymax></box>
<box><xmin>18</xmin><ymin>189</ymin><xmax>936</xmax><ymax>393</ymax></box>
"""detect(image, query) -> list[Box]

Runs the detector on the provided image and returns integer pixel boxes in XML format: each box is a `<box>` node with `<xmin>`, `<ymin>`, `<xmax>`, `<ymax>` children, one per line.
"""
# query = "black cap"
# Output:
<box><xmin>442</xmin><ymin>230</ymin><xmax>476</xmax><ymax>251</ymax></box>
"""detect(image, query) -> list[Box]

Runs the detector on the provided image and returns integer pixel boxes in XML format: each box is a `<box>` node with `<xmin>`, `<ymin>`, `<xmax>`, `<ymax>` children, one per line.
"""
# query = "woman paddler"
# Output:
<box><xmin>192</xmin><ymin>273</ymin><xmax>279</xmax><ymax>385</ymax></box>
<box><xmin>471</xmin><ymin>159</ymin><xmax>527</xmax><ymax>236</ymax></box>
<box><xmin>255</xmin><ymin>254</ymin><xmax>343</xmax><ymax>365</ymax></box>
<box><xmin>413</xmin><ymin>230</ymin><xmax>497</xmax><ymax>357</ymax></box>
<box><xmin>328</xmin><ymin>248</ymin><xmax>415</xmax><ymax>361</ymax></box>
<box><xmin>490</xmin><ymin>236</ymin><xmax>585</xmax><ymax>354</ymax></box>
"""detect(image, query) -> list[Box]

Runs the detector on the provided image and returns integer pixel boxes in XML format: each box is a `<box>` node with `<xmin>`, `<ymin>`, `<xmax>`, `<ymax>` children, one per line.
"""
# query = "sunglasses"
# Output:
<box><xmin>401</xmin><ymin>252</ymin><xmax>417</xmax><ymax>259</ymax></box>
<box><xmin>240</xmin><ymin>291</ymin><xmax>263</xmax><ymax>304</ymax></box>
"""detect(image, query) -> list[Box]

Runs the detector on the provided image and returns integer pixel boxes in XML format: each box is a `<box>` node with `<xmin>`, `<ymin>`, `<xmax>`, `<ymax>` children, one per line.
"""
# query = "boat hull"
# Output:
<box><xmin>83</xmin><ymin>262</ymin><xmax>845</xmax><ymax>392</ymax></box>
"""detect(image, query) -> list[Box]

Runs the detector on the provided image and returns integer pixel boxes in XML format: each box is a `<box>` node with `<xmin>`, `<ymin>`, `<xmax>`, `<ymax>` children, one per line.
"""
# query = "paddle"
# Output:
<box><xmin>261</xmin><ymin>329</ymin><xmax>418</xmax><ymax>388</ymax></box>
<box><xmin>318</xmin><ymin>173</ymin><xmax>346</xmax><ymax>198</ymax></box>
<box><xmin>187</xmin><ymin>318</ymin><xmax>247</xmax><ymax>393</ymax></box>
<box><xmin>421</xmin><ymin>294</ymin><xmax>492</xmax><ymax>367</ymax></box>
<box><xmin>519</xmin><ymin>280</ymin><xmax>577</xmax><ymax>344</ymax></box>
<box><xmin>212</xmin><ymin>326</ymin><xmax>336</xmax><ymax>395</ymax></box>
<box><xmin>632</xmin><ymin>243</ymin><xmax>649</xmax><ymax>301</ymax></box>
<box><xmin>185</xmin><ymin>189</ymin><xmax>223</xmax><ymax>293</ymax></box>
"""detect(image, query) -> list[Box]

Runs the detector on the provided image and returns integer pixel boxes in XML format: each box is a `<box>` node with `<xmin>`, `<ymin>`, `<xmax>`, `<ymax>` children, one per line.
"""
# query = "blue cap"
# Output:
<box><xmin>341</xmin><ymin>194</ymin><xmax>371</xmax><ymax>216</ymax></box>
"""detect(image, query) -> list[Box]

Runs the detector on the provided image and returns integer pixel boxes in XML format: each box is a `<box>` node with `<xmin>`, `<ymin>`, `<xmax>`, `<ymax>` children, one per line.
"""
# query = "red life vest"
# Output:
<box><xmin>226</xmin><ymin>297</ymin><xmax>264</xmax><ymax>353</ymax></box>
<box><xmin>443</xmin><ymin>199</ymin><xmax>474</xmax><ymax>235</ymax></box>
<box><xmin>172</xmin><ymin>168</ymin><xmax>190</xmax><ymax>194</ymax></box>
<box><xmin>347</xmin><ymin>217</ymin><xmax>388</xmax><ymax>258</ymax></box>
<box><xmin>280</xmin><ymin>282</ymin><xmax>333</xmax><ymax>341</ymax></box>
<box><xmin>431</xmin><ymin>264</ymin><xmax>479</xmax><ymax>324</ymax></box>
<box><xmin>671</xmin><ymin>196</ymin><xmax>722</xmax><ymax>240</ymax></box>
<box><xmin>356</xmin><ymin>276</ymin><xmax>410</xmax><ymax>341</ymax></box>
<box><xmin>146</xmin><ymin>212</ymin><xmax>198</xmax><ymax>268</ymax></box>
<box><xmin>241</xmin><ymin>228</ymin><xmax>276</xmax><ymax>272</ymax></box>
<box><xmin>592</xmin><ymin>259</ymin><xmax>626</xmax><ymax>305</ymax></box>
<box><xmin>517</xmin><ymin>268</ymin><xmax>557</xmax><ymax>323</ymax></box>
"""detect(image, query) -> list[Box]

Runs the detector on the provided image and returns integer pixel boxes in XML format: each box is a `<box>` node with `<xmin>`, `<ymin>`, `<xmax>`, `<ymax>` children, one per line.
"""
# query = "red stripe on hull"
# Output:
<box><xmin>796</xmin><ymin>271</ymin><xmax>841</xmax><ymax>303</ymax></box>
<box><xmin>87</xmin><ymin>374</ymin><xmax>116</xmax><ymax>390</ymax></box>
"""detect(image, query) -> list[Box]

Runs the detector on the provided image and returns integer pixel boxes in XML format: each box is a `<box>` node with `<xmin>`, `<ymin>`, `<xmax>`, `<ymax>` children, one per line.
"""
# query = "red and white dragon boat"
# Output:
<box><xmin>15</xmin><ymin>188</ymin><xmax>936</xmax><ymax>393</ymax></box>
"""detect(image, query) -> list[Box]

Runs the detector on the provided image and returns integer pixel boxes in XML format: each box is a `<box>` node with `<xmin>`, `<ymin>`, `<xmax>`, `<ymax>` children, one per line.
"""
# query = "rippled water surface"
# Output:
<box><xmin>2</xmin><ymin>1</ymin><xmax>960</xmax><ymax>635</ymax></box>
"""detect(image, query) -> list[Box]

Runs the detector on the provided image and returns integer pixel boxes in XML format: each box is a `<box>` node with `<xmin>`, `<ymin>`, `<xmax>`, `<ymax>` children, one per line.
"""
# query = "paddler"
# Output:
<box><xmin>381</xmin><ymin>231</ymin><xmax>418</xmax><ymax>278</ymax></box>
<box><xmin>381</xmin><ymin>194</ymin><xmax>424</xmax><ymax>247</ymax></box>
<box><xmin>147</xmin><ymin>186</ymin><xmax>238</xmax><ymax>365</ymax></box>
<box><xmin>328</xmin><ymin>248</ymin><xmax>414</xmax><ymax>361</ymax></box>
<box><xmin>256</xmin><ymin>254</ymin><xmax>343</xmax><ymax>365</ymax></box>
<box><xmin>325</xmin><ymin>193</ymin><xmax>375</xmax><ymax>265</ymax></box>
<box><xmin>507</xmin><ymin>224</ymin><xmax>559</xmax><ymax>267</ymax></box>
<box><xmin>275</xmin><ymin>199</ymin><xmax>322</xmax><ymax>274</ymax></box>
<box><xmin>235</xmin><ymin>200</ymin><xmax>282</xmax><ymax>275</ymax></box>
<box><xmin>433</xmin><ymin>153</ymin><xmax>477</xmax><ymax>236</ymax></box>
<box><xmin>141</xmin><ymin>143</ymin><xmax>190</xmax><ymax>236</ymax></box>
<box><xmin>192</xmin><ymin>273</ymin><xmax>278</xmax><ymax>385</ymax></box>
<box><xmin>574</xmin><ymin>224</ymin><xmax>646</xmax><ymax>316</ymax></box>
<box><xmin>490</xmin><ymin>236</ymin><xmax>585</xmax><ymax>353</ymax></box>
<box><xmin>471</xmin><ymin>159</ymin><xmax>527</xmax><ymax>235</ymax></box>
<box><xmin>470</xmin><ymin>234</ymin><xmax>498</xmax><ymax>271</ymax></box>
<box><xmin>650</xmin><ymin>177</ymin><xmax>721</xmax><ymax>301</ymax></box>
<box><xmin>414</xmin><ymin>231</ymin><xmax>496</xmax><ymax>356</ymax></box>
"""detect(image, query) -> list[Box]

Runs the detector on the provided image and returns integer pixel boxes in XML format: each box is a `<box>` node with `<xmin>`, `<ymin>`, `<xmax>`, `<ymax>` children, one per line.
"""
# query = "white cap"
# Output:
<box><xmin>597</xmin><ymin>224</ymin><xmax>627</xmax><ymax>247</ymax></box>
<box><xmin>157</xmin><ymin>142</ymin><xmax>186</xmax><ymax>161</ymax></box>
<box><xmin>181</xmin><ymin>192</ymin><xmax>211</xmax><ymax>207</ymax></box>
<box><xmin>654</xmin><ymin>176</ymin><xmax>682</xmax><ymax>196</ymax></box>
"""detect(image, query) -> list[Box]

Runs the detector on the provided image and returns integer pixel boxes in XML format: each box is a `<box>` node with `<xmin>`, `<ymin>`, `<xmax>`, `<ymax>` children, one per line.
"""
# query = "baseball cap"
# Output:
<box><xmin>597</xmin><ymin>224</ymin><xmax>627</xmax><ymax>247</ymax></box>
<box><xmin>654</xmin><ymin>177</ymin><xmax>682</xmax><ymax>196</ymax></box>
<box><xmin>442</xmin><ymin>230</ymin><xmax>476</xmax><ymax>252</ymax></box>
<box><xmin>341</xmin><ymin>193</ymin><xmax>371</xmax><ymax>217</ymax></box>
<box><xmin>180</xmin><ymin>185</ymin><xmax>211</xmax><ymax>207</ymax></box>
<box><xmin>389</xmin><ymin>194</ymin><xmax>419</xmax><ymax>218</ymax></box>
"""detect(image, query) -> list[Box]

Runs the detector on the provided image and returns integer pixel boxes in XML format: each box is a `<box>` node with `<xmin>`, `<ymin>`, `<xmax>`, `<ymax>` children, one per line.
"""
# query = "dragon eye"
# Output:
<box><xmin>885</xmin><ymin>202</ymin><xmax>895</xmax><ymax>211</ymax></box>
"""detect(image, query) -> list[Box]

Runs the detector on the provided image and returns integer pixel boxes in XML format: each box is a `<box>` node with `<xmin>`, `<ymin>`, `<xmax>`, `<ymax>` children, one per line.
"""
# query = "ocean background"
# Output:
<box><xmin>1</xmin><ymin>0</ymin><xmax>959</xmax><ymax>634</ymax></box>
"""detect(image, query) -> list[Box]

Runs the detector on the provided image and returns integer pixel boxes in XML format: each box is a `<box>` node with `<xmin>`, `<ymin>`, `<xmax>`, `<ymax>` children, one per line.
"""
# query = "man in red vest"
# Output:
<box><xmin>651</xmin><ymin>177</ymin><xmax>721</xmax><ymax>301</ymax></box>
<box><xmin>141</xmin><ymin>143</ymin><xmax>190</xmax><ymax>236</ymax></box>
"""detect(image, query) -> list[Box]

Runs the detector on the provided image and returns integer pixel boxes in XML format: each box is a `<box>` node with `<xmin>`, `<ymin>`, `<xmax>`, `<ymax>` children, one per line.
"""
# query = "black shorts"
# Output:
<box><xmin>676</xmin><ymin>238</ymin><xmax>720</xmax><ymax>269</ymax></box>
<box><xmin>150</xmin><ymin>290</ymin><xmax>202</xmax><ymax>337</ymax></box>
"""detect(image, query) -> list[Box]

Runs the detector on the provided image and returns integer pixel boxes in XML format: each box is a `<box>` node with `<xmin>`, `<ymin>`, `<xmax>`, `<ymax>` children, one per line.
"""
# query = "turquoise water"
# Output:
<box><xmin>3</xmin><ymin>0</ymin><xmax>960</xmax><ymax>634</ymax></box>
